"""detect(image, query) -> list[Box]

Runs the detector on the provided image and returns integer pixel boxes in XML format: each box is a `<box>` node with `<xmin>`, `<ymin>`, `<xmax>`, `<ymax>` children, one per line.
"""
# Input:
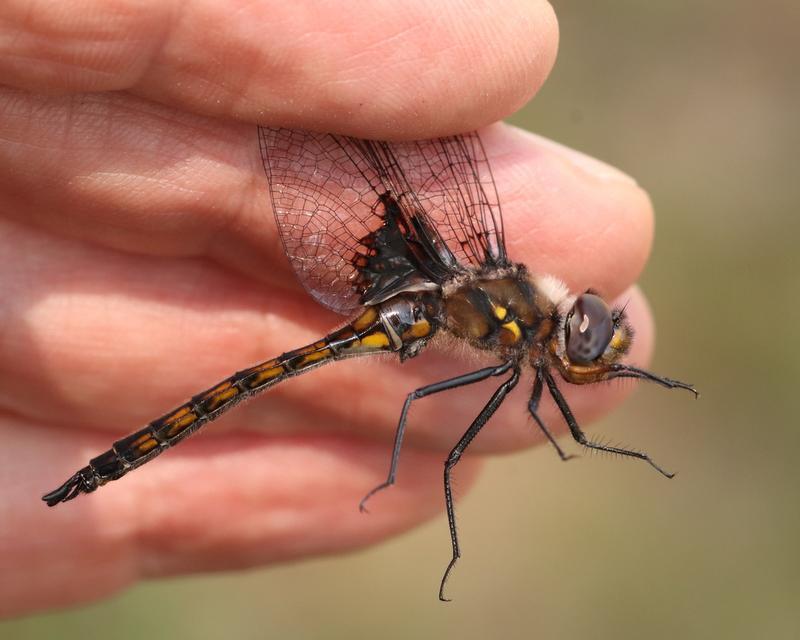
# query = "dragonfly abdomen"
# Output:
<box><xmin>42</xmin><ymin>297</ymin><xmax>436</xmax><ymax>506</ymax></box>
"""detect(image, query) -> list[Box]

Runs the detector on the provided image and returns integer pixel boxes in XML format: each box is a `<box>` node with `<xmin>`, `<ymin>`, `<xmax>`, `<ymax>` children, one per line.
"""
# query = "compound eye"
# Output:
<box><xmin>566</xmin><ymin>294</ymin><xmax>614</xmax><ymax>364</ymax></box>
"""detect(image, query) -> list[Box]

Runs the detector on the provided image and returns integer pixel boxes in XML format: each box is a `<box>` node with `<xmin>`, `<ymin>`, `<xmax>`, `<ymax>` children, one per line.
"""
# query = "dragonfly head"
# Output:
<box><xmin>549</xmin><ymin>292</ymin><xmax>633</xmax><ymax>384</ymax></box>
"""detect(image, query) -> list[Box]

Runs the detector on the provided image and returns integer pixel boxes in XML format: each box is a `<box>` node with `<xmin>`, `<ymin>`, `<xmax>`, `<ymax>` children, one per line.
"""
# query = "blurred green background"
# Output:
<box><xmin>4</xmin><ymin>2</ymin><xmax>798</xmax><ymax>638</ymax></box>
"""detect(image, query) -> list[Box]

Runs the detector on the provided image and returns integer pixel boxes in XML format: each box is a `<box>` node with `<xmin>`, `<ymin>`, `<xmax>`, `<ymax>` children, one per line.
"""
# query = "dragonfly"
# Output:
<box><xmin>43</xmin><ymin>127</ymin><xmax>697</xmax><ymax>600</ymax></box>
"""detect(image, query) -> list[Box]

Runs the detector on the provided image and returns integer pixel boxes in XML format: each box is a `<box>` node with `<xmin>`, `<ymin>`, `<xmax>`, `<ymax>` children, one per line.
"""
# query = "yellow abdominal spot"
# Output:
<box><xmin>136</xmin><ymin>438</ymin><xmax>159</xmax><ymax>453</ymax></box>
<box><xmin>405</xmin><ymin>319</ymin><xmax>431</xmax><ymax>339</ymax></box>
<box><xmin>165</xmin><ymin>406</ymin><xmax>191</xmax><ymax>420</ymax></box>
<box><xmin>352</xmin><ymin>307</ymin><xmax>378</xmax><ymax>332</ymax></box>
<box><xmin>493</xmin><ymin>305</ymin><xmax>508</xmax><ymax>321</ymax></box>
<box><xmin>166</xmin><ymin>412</ymin><xmax>197</xmax><ymax>437</ymax></box>
<box><xmin>298</xmin><ymin>348</ymin><xmax>332</xmax><ymax>365</ymax></box>
<box><xmin>205</xmin><ymin>387</ymin><xmax>239</xmax><ymax>411</ymax></box>
<box><xmin>361</xmin><ymin>332</ymin><xmax>390</xmax><ymax>348</ymax></box>
<box><xmin>248</xmin><ymin>366</ymin><xmax>284</xmax><ymax>387</ymax></box>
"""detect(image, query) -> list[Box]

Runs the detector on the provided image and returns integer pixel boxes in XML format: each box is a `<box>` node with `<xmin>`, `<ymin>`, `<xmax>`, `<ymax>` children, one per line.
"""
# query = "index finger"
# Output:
<box><xmin>0</xmin><ymin>0</ymin><xmax>559</xmax><ymax>139</ymax></box>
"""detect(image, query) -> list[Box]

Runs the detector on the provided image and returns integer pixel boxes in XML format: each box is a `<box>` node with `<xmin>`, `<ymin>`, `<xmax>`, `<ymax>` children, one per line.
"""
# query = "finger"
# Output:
<box><xmin>485</xmin><ymin>124</ymin><xmax>654</xmax><ymax>297</ymax></box>
<box><xmin>3</xmin><ymin>417</ymin><xmax>477</xmax><ymax>615</ymax></box>
<box><xmin>0</xmin><ymin>0</ymin><xmax>558</xmax><ymax>138</ymax></box>
<box><xmin>0</xmin><ymin>92</ymin><xmax>651</xmax><ymax>295</ymax></box>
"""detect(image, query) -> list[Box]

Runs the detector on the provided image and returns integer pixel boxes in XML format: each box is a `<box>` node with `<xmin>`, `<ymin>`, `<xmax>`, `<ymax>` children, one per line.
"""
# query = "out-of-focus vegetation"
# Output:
<box><xmin>4</xmin><ymin>2</ymin><xmax>797</xmax><ymax>638</ymax></box>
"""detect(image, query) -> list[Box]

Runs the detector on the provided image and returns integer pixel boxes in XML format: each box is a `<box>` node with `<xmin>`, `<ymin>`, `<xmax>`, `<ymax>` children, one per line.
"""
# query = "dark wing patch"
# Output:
<box><xmin>258</xmin><ymin>128</ymin><xmax>507</xmax><ymax>315</ymax></box>
<box><xmin>382</xmin><ymin>132</ymin><xmax>507</xmax><ymax>270</ymax></box>
<box><xmin>355</xmin><ymin>193</ymin><xmax>443</xmax><ymax>306</ymax></box>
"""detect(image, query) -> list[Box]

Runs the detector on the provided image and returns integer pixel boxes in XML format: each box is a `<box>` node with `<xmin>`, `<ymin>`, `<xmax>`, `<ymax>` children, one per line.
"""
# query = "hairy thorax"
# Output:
<box><xmin>440</xmin><ymin>265</ymin><xmax>560</xmax><ymax>362</ymax></box>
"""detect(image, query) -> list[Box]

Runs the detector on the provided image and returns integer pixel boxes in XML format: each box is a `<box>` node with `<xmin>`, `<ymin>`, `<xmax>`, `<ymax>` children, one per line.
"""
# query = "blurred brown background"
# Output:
<box><xmin>4</xmin><ymin>2</ymin><xmax>798</xmax><ymax>638</ymax></box>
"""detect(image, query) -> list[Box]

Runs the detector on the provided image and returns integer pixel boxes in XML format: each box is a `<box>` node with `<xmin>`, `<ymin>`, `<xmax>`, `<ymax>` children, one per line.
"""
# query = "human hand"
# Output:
<box><xmin>0</xmin><ymin>0</ymin><xmax>655</xmax><ymax>615</ymax></box>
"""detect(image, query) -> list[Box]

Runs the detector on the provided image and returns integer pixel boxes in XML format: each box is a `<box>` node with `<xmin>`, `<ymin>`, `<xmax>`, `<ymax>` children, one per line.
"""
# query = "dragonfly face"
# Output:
<box><xmin>43</xmin><ymin>127</ymin><xmax>697</xmax><ymax>601</ymax></box>
<box><xmin>549</xmin><ymin>292</ymin><xmax>634</xmax><ymax>385</ymax></box>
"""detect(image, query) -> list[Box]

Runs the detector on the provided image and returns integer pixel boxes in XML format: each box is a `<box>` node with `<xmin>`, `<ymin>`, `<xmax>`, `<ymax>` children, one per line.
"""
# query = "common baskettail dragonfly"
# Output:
<box><xmin>43</xmin><ymin>127</ymin><xmax>696</xmax><ymax>600</ymax></box>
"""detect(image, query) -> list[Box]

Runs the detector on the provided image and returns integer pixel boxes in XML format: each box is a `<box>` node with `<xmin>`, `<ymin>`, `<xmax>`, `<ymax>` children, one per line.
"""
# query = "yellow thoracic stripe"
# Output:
<box><xmin>501</xmin><ymin>320</ymin><xmax>522</xmax><ymax>342</ymax></box>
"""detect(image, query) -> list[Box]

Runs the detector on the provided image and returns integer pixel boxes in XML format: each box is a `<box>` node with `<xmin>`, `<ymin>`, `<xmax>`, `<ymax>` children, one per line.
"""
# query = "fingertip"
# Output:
<box><xmin>230</xmin><ymin>0</ymin><xmax>561</xmax><ymax>138</ymax></box>
<box><xmin>0</xmin><ymin>0</ymin><xmax>560</xmax><ymax>138</ymax></box>
<box><xmin>485</xmin><ymin>124</ymin><xmax>655</xmax><ymax>298</ymax></box>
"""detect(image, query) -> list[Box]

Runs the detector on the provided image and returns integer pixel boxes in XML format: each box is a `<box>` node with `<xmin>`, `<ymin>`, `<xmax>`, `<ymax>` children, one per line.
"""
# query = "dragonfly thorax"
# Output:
<box><xmin>441</xmin><ymin>266</ymin><xmax>557</xmax><ymax>354</ymax></box>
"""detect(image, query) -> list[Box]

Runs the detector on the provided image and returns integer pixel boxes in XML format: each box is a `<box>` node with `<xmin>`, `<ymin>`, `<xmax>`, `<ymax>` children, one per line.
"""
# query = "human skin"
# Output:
<box><xmin>0</xmin><ymin>0</ymin><xmax>657</xmax><ymax>616</ymax></box>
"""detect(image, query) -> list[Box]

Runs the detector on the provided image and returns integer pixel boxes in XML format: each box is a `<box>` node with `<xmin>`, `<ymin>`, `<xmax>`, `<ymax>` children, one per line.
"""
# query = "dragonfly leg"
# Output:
<box><xmin>543</xmin><ymin>369</ymin><xmax>675</xmax><ymax>479</ymax></box>
<box><xmin>527</xmin><ymin>367</ymin><xmax>576</xmax><ymax>461</ymax></box>
<box><xmin>439</xmin><ymin>363</ymin><xmax>520</xmax><ymax>602</ymax></box>
<box><xmin>359</xmin><ymin>360</ymin><xmax>514</xmax><ymax>512</ymax></box>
